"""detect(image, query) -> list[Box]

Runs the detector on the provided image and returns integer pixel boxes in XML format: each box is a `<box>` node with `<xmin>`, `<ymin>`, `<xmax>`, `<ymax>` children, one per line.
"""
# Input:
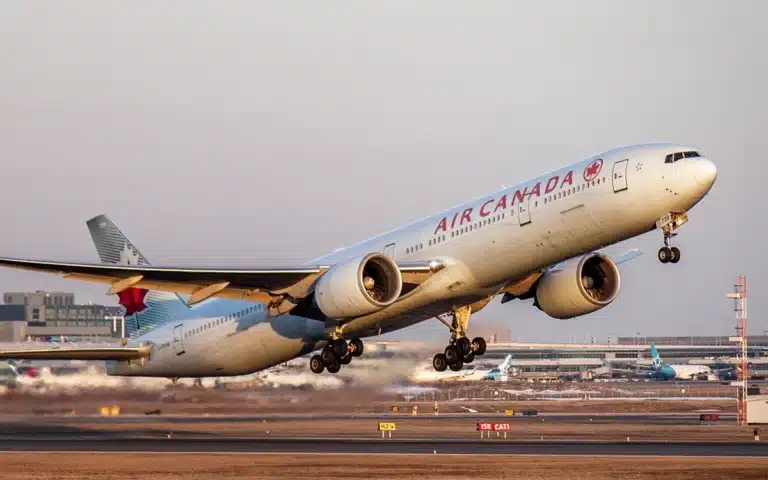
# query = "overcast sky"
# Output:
<box><xmin>1</xmin><ymin>1</ymin><xmax>765</xmax><ymax>343</ymax></box>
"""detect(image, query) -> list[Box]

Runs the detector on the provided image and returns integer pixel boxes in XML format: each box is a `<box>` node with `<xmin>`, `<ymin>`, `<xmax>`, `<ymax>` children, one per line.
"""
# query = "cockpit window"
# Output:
<box><xmin>666</xmin><ymin>151</ymin><xmax>701</xmax><ymax>163</ymax></box>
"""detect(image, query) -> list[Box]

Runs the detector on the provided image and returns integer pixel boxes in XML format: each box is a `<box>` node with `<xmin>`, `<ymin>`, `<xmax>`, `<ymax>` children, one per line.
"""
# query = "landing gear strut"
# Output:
<box><xmin>656</xmin><ymin>212</ymin><xmax>687</xmax><ymax>264</ymax></box>
<box><xmin>309</xmin><ymin>336</ymin><xmax>364</xmax><ymax>374</ymax></box>
<box><xmin>432</xmin><ymin>305</ymin><xmax>487</xmax><ymax>372</ymax></box>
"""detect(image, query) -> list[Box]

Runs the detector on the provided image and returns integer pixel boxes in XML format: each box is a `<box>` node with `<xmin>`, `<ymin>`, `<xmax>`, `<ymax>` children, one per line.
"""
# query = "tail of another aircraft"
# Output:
<box><xmin>86</xmin><ymin>214</ymin><xmax>190</xmax><ymax>338</ymax></box>
<box><xmin>650</xmin><ymin>343</ymin><xmax>663</xmax><ymax>370</ymax></box>
<box><xmin>499</xmin><ymin>354</ymin><xmax>513</xmax><ymax>371</ymax></box>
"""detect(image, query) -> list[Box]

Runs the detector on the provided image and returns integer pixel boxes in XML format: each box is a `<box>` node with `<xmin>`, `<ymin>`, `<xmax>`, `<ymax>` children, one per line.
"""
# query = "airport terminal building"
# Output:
<box><xmin>479</xmin><ymin>338</ymin><xmax>768</xmax><ymax>380</ymax></box>
<box><xmin>0</xmin><ymin>291</ymin><xmax>123</xmax><ymax>342</ymax></box>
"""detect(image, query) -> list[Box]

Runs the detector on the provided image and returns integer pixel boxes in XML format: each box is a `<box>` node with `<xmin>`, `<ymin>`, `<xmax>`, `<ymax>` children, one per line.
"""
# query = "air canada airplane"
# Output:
<box><xmin>0</xmin><ymin>143</ymin><xmax>717</xmax><ymax>379</ymax></box>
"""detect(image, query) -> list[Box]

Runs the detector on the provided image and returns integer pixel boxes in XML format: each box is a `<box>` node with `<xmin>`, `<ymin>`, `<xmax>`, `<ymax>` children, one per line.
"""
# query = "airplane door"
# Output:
<box><xmin>612</xmin><ymin>159</ymin><xmax>629</xmax><ymax>193</ymax></box>
<box><xmin>383</xmin><ymin>243</ymin><xmax>396</xmax><ymax>259</ymax></box>
<box><xmin>518</xmin><ymin>195</ymin><xmax>532</xmax><ymax>226</ymax></box>
<box><xmin>172</xmin><ymin>324</ymin><xmax>185</xmax><ymax>355</ymax></box>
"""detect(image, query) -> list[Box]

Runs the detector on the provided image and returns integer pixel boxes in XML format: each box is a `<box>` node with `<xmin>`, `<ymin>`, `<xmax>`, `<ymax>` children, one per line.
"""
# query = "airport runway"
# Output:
<box><xmin>0</xmin><ymin>437</ymin><xmax>764</xmax><ymax>456</ymax></box>
<box><xmin>0</xmin><ymin>412</ymin><xmax>735</xmax><ymax>425</ymax></box>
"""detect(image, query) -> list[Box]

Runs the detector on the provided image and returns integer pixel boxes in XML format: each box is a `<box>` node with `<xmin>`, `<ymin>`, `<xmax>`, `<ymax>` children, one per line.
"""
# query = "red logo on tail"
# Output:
<box><xmin>118</xmin><ymin>287</ymin><xmax>148</xmax><ymax>316</ymax></box>
<box><xmin>584</xmin><ymin>158</ymin><xmax>603</xmax><ymax>182</ymax></box>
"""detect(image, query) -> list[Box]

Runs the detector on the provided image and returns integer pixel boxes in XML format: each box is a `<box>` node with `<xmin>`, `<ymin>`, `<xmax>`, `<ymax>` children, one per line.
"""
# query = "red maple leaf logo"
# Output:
<box><xmin>584</xmin><ymin>159</ymin><xmax>603</xmax><ymax>182</ymax></box>
<box><xmin>117</xmin><ymin>287</ymin><xmax>149</xmax><ymax>316</ymax></box>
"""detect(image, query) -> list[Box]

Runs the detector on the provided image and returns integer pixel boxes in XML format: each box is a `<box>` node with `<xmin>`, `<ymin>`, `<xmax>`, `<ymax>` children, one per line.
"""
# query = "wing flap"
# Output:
<box><xmin>0</xmin><ymin>347</ymin><xmax>151</xmax><ymax>361</ymax></box>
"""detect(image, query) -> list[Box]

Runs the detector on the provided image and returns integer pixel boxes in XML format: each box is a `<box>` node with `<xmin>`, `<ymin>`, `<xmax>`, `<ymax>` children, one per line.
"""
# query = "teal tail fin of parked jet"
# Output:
<box><xmin>86</xmin><ymin>214</ymin><xmax>192</xmax><ymax>338</ymax></box>
<box><xmin>0</xmin><ymin>143</ymin><xmax>717</xmax><ymax>377</ymax></box>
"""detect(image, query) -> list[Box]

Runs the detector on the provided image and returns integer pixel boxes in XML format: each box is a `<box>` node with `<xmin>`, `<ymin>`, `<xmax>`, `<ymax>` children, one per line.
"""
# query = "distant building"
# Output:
<box><xmin>0</xmin><ymin>305</ymin><xmax>26</xmax><ymax>342</ymax></box>
<box><xmin>617</xmin><ymin>335</ymin><xmax>768</xmax><ymax>347</ymax></box>
<box><xmin>1</xmin><ymin>291</ymin><xmax>124</xmax><ymax>342</ymax></box>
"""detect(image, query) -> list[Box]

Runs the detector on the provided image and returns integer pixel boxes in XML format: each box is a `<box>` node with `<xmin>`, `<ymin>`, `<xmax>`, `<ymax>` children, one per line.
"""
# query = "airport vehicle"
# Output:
<box><xmin>410</xmin><ymin>354</ymin><xmax>513</xmax><ymax>383</ymax></box>
<box><xmin>0</xmin><ymin>143</ymin><xmax>717</xmax><ymax>378</ymax></box>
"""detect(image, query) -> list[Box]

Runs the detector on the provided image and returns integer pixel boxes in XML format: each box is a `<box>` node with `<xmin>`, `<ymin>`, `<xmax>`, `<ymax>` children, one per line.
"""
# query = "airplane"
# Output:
<box><xmin>612</xmin><ymin>344</ymin><xmax>734</xmax><ymax>381</ymax></box>
<box><xmin>0</xmin><ymin>143</ymin><xmax>717</xmax><ymax>379</ymax></box>
<box><xmin>410</xmin><ymin>354</ymin><xmax>513</xmax><ymax>383</ymax></box>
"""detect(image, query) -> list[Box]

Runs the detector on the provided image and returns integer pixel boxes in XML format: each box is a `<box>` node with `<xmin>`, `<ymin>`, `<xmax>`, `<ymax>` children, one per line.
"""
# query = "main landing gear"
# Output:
<box><xmin>656</xmin><ymin>212</ymin><xmax>688</xmax><ymax>264</ymax></box>
<box><xmin>432</xmin><ymin>305</ymin><xmax>487</xmax><ymax>372</ymax></box>
<box><xmin>309</xmin><ymin>336</ymin><xmax>364</xmax><ymax>374</ymax></box>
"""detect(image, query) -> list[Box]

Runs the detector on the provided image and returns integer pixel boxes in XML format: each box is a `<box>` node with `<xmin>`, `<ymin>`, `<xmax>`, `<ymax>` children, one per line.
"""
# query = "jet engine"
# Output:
<box><xmin>313</xmin><ymin>253</ymin><xmax>403</xmax><ymax>319</ymax></box>
<box><xmin>534</xmin><ymin>253</ymin><xmax>620</xmax><ymax>319</ymax></box>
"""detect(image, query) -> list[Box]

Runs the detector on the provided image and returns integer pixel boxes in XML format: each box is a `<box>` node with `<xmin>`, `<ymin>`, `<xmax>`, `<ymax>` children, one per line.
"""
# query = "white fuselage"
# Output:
<box><xmin>109</xmin><ymin>143</ymin><xmax>716</xmax><ymax>377</ymax></box>
<box><xmin>670</xmin><ymin>364</ymin><xmax>712</xmax><ymax>380</ymax></box>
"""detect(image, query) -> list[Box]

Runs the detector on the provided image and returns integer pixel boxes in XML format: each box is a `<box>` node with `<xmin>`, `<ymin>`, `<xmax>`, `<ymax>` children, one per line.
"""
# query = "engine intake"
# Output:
<box><xmin>535</xmin><ymin>253</ymin><xmax>620</xmax><ymax>319</ymax></box>
<box><xmin>313</xmin><ymin>253</ymin><xmax>402</xmax><ymax>319</ymax></box>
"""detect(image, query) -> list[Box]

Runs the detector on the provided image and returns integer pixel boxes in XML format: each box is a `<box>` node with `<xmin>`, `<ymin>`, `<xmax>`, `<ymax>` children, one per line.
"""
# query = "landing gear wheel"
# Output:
<box><xmin>331</xmin><ymin>338</ymin><xmax>348</xmax><ymax>358</ymax></box>
<box><xmin>444</xmin><ymin>345</ymin><xmax>460</xmax><ymax>365</ymax></box>
<box><xmin>321</xmin><ymin>347</ymin><xmax>337</xmax><ymax>366</ymax></box>
<box><xmin>449</xmin><ymin>360</ymin><xmax>464</xmax><ymax>372</ymax></box>
<box><xmin>658</xmin><ymin>247</ymin><xmax>672</xmax><ymax>264</ymax></box>
<box><xmin>463</xmin><ymin>352</ymin><xmax>475</xmax><ymax>364</ymax></box>
<box><xmin>471</xmin><ymin>337</ymin><xmax>487</xmax><ymax>356</ymax></box>
<box><xmin>349</xmin><ymin>337</ymin><xmax>364</xmax><ymax>357</ymax></box>
<box><xmin>670</xmin><ymin>247</ymin><xmax>681</xmax><ymax>264</ymax></box>
<box><xmin>433</xmin><ymin>353</ymin><xmax>448</xmax><ymax>372</ymax></box>
<box><xmin>339</xmin><ymin>353</ymin><xmax>352</xmax><ymax>365</ymax></box>
<box><xmin>456</xmin><ymin>337</ymin><xmax>472</xmax><ymax>356</ymax></box>
<box><xmin>326</xmin><ymin>360</ymin><xmax>341</xmax><ymax>373</ymax></box>
<box><xmin>309</xmin><ymin>355</ymin><xmax>325</xmax><ymax>374</ymax></box>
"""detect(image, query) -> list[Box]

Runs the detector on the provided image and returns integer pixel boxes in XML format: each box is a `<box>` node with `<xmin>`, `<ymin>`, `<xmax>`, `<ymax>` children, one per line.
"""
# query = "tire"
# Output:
<box><xmin>433</xmin><ymin>353</ymin><xmax>448</xmax><ymax>372</ymax></box>
<box><xmin>670</xmin><ymin>247</ymin><xmax>681</xmax><ymax>264</ymax></box>
<box><xmin>349</xmin><ymin>337</ymin><xmax>364</xmax><ymax>357</ymax></box>
<box><xmin>456</xmin><ymin>337</ymin><xmax>472</xmax><ymax>356</ymax></box>
<box><xmin>321</xmin><ymin>347</ymin><xmax>337</xmax><ymax>366</ymax></box>
<box><xmin>326</xmin><ymin>360</ymin><xmax>341</xmax><ymax>374</ymax></box>
<box><xmin>332</xmin><ymin>338</ymin><xmax>348</xmax><ymax>358</ymax></box>
<box><xmin>449</xmin><ymin>360</ymin><xmax>464</xmax><ymax>372</ymax></box>
<box><xmin>444</xmin><ymin>345</ymin><xmax>460</xmax><ymax>365</ymax></box>
<box><xmin>463</xmin><ymin>352</ymin><xmax>475</xmax><ymax>364</ymax></box>
<box><xmin>658</xmin><ymin>247</ymin><xmax>672</xmax><ymax>263</ymax></box>
<box><xmin>472</xmin><ymin>337</ymin><xmax>487</xmax><ymax>356</ymax></box>
<box><xmin>309</xmin><ymin>355</ymin><xmax>325</xmax><ymax>374</ymax></box>
<box><xmin>339</xmin><ymin>353</ymin><xmax>352</xmax><ymax>365</ymax></box>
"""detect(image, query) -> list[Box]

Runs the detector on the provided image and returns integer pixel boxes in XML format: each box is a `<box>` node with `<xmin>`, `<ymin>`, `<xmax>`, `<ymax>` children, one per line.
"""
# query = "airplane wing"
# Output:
<box><xmin>548</xmin><ymin>248</ymin><xmax>642</xmax><ymax>273</ymax></box>
<box><xmin>0</xmin><ymin>257</ymin><xmax>443</xmax><ymax>309</ymax></box>
<box><xmin>0</xmin><ymin>346</ymin><xmax>151</xmax><ymax>361</ymax></box>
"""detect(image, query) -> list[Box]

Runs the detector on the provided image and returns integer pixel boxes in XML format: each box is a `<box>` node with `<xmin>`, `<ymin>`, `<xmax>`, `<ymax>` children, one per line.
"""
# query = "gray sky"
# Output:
<box><xmin>1</xmin><ymin>1</ymin><xmax>765</xmax><ymax>343</ymax></box>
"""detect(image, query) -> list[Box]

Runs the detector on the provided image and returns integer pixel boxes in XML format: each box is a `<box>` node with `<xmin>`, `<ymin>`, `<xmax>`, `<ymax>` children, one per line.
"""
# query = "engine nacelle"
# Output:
<box><xmin>313</xmin><ymin>253</ymin><xmax>403</xmax><ymax>319</ymax></box>
<box><xmin>535</xmin><ymin>253</ymin><xmax>621</xmax><ymax>319</ymax></box>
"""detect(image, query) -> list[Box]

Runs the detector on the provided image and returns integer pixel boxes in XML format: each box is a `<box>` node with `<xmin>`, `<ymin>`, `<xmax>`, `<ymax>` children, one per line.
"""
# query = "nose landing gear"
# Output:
<box><xmin>656</xmin><ymin>212</ymin><xmax>687</xmax><ymax>264</ymax></box>
<box><xmin>432</xmin><ymin>305</ymin><xmax>487</xmax><ymax>372</ymax></box>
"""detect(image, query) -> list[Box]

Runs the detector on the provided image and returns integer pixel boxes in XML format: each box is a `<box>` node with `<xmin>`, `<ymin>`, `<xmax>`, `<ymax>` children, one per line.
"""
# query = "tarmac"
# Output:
<box><xmin>0</xmin><ymin>413</ymin><xmax>761</xmax><ymax>457</ymax></box>
<box><xmin>0</xmin><ymin>437</ymin><xmax>765</xmax><ymax>456</ymax></box>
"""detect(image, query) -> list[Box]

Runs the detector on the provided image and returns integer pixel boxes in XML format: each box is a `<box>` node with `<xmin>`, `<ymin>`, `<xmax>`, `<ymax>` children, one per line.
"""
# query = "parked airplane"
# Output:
<box><xmin>0</xmin><ymin>144</ymin><xmax>716</xmax><ymax>379</ymax></box>
<box><xmin>410</xmin><ymin>354</ymin><xmax>513</xmax><ymax>383</ymax></box>
<box><xmin>613</xmin><ymin>344</ymin><xmax>734</xmax><ymax>380</ymax></box>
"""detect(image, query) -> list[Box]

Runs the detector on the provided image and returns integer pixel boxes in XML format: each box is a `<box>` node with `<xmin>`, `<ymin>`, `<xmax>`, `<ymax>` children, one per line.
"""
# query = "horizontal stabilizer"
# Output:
<box><xmin>0</xmin><ymin>347</ymin><xmax>151</xmax><ymax>361</ymax></box>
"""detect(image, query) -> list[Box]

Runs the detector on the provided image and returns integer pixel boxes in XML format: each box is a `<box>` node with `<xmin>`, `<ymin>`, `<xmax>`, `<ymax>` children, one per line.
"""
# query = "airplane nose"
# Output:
<box><xmin>694</xmin><ymin>159</ymin><xmax>717</xmax><ymax>187</ymax></box>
